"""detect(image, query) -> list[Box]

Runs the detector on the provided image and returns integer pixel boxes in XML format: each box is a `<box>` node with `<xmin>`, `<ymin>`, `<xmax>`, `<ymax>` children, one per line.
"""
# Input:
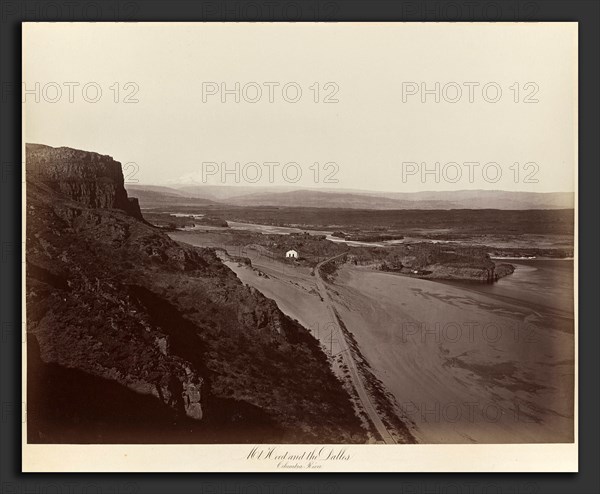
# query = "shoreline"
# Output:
<box><xmin>172</xmin><ymin>231</ymin><xmax>574</xmax><ymax>444</ymax></box>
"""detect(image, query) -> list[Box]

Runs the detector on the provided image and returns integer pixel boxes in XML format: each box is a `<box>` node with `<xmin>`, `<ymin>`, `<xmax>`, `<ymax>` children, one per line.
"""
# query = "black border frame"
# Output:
<box><xmin>1</xmin><ymin>0</ymin><xmax>598</xmax><ymax>492</ymax></box>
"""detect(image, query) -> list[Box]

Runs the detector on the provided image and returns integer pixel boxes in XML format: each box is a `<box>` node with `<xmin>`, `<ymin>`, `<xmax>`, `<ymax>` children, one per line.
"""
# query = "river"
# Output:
<box><xmin>171</xmin><ymin>221</ymin><xmax>575</xmax><ymax>443</ymax></box>
<box><xmin>440</xmin><ymin>259</ymin><xmax>574</xmax><ymax>328</ymax></box>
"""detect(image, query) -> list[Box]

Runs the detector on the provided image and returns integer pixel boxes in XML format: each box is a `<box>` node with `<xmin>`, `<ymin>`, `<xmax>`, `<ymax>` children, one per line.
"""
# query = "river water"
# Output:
<box><xmin>181</xmin><ymin>218</ymin><xmax>575</xmax><ymax>322</ymax></box>
<box><xmin>172</xmin><ymin>223</ymin><xmax>575</xmax><ymax>443</ymax></box>
<box><xmin>441</xmin><ymin>259</ymin><xmax>574</xmax><ymax>330</ymax></box>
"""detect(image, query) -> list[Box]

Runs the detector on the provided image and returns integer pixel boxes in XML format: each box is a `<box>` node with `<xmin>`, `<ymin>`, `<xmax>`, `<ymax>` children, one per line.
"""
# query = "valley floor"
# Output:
<box><xmin>170</xmin><ymin>231</ymin><xmax>574</xmax><ymax>444</ymax></box>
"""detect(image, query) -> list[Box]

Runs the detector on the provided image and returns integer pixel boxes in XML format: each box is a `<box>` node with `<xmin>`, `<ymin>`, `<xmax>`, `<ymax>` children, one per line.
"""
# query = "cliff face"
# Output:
<box><xmin>26</xmin><ymin>143</ymin><xmax>143</xmax><ymax>220</ymax></box>
<box><xmin>419</xmin><ymin>262</ymin><xmax>515</xmax><ymax>281</ymax></box>
<box><xmin>25</xmin><ymin>144</ymin><xmax>364</xmax><ymax>444</ymax></box>
<box><xmin>395</xmin><ymin>250</ymin><xmax>515</xmax><ymax>282</ymax></box>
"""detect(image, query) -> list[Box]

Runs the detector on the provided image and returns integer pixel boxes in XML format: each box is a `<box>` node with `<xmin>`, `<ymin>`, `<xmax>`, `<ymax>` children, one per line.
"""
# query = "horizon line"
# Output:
<box><xmin>130</xmin><ymin>183</ymin><xmax>576</xmax><ymax>196</ymax></box>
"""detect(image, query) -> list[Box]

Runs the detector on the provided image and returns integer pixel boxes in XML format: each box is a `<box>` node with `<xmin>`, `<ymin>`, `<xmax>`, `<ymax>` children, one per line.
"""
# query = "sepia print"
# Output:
<box><xmin>23</xmin><ymin>23</ymin><xmax>577</xmax><ymax>472</ymax></box>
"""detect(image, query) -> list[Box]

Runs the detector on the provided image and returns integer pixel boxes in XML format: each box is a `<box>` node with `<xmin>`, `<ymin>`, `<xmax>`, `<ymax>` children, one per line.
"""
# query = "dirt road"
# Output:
<box><xmin>315</xmin><ymin>255</ymin><xmax>397</xmax><ymax>444</ymax></box>
<box><xmin>171</xmin><ymin>230</ymin><xmax>574</xmax><ymax>443</ymax></box>
<box><xmin>171</xmin><ymin>234</ymin><xmax>402</xmax><ymax>443</ymax></box>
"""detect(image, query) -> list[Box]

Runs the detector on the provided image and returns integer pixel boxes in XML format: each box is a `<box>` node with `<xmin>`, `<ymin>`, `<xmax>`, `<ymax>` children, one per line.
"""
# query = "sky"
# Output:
<box><xmin>23</xmin><ymin>23</ymin><xmax>577</xmax><ymax>193</ymax></box>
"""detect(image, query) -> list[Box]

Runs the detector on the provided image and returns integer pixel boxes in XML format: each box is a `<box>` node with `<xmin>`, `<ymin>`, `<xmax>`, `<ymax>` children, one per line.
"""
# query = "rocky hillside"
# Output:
<box><xmin>25</xmin><ymin>144</ymin><xmax>365</xmax><ymax>444</ymax></box>
<box><xmin>26</xmin><ymin>144</ymin><xmax>144</xmax><ymax>220</ymax></box>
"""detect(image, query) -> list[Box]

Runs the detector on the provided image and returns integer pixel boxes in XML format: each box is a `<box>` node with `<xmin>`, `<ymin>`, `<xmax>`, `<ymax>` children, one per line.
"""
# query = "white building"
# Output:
<box><xmin>285</xmin><ymin>249</ymin><xmax>298</xmax><ymax>259</ymax></box>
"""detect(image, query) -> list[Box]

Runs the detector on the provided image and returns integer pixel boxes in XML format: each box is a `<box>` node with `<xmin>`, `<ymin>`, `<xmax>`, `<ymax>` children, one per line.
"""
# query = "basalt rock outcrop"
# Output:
<box><xmin>418</xmin><ymin>262</ymin><xmax>515</xmax><ymax>282</ymax></box>
<box><xmin>26</xmin><ymin>144</ymin><xmax>364</xmax><ymax>444</ymax></box>
<box><xmin>392</xmin><ymin>249</ymin><xmax>515</xmax><ymax>282</ymax></box>
<box><xmin>26</xmin><ymin>143</ymin><xmax>144</xmax><ymax>220</ymax></box>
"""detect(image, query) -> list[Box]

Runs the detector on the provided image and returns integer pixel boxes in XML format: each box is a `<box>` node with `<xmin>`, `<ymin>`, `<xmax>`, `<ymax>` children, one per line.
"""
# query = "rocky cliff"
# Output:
<box><xmin>26</xmin><ymin>143</ymin><xmax>143</xmax><ymax>220</ymax></box>
<box><xmin>418</xmin><ymin>262</ymin><xmax>515</xmax><ymax>282</ymax></box>
<box><xmin>377</xmin><ymin>245</ymin><xmax>516</xmax><ymax>282</ymax></box>
<box><xmin>26</xmin><ymin>144</ymin><xmax>365</xmax><ymax>444</ymax></box>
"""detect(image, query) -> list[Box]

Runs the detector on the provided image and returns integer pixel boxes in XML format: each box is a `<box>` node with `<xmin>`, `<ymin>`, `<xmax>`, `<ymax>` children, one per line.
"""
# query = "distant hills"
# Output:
<box><xmin>128</xmin><ymin>184</ymin><xmax>574</xmax><ymax>210</ymax></box>
<box><xmin>125</xmin><ymin>184</ymin><xmax>217</xmax><ymax>206</ymax></box>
